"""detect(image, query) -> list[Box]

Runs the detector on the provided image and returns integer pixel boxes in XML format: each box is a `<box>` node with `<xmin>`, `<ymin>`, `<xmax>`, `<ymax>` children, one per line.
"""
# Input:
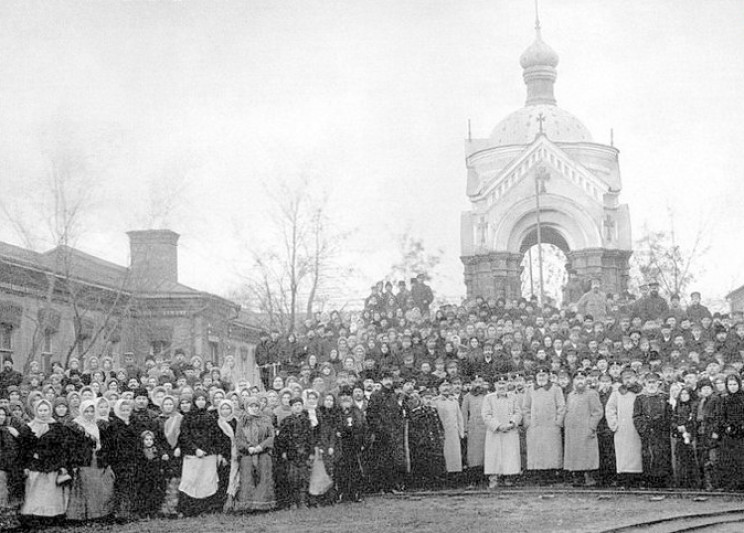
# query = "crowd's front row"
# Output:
<box><xmin>2</xmin><ymin>367</ymin><xmax>744</xmax><ymax>529</ymax></box>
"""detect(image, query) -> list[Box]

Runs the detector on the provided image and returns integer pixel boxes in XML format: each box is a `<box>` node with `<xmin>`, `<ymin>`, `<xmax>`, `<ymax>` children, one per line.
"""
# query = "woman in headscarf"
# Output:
<box><xmin>719</xmin><ymin>373</ymin><xmax>744</xmax><ymax>491</ymax></box>
<box><xmin>157</xmin><ymin>394</ymin><xmax>183</xmax><ymax>517</ymax></box>
<box><xmin>311</xmin><ymin>392</ymin><xmax>340</xmax><ymax>504</ymax></box>
<box><xmin>17</xmin><ymin>399</ymin><xmax>71</xmax><ymax>525</ymax></box>
<box><xmin>224</xmin><ymin>396</ymin><xmax>276</xmax><ymax>512</ymax></box>
<box><xmin>177</xmin><ymin>391</ymin><xmax>221</xmax><ymax>517</ymax></box>
<box><xmin>220</xmin><ymin>355</ymin><xmax>237</xmax><ymax>390</ymax></box>
<box><xmin>108</xmin><ymin>399</ymin><xmax>139</xmax><ymax>521</ymax></box>
<box><xmin>214</xmin><ymin>399</ymin><xmax>239</xmax><ymax>512</ymax></box>
<box><xmin>0</xmin><ymin>406</ymin><xmax>22</xmax><ymax>530</ymax></box>
<box><xmin>66</xmin><ymin>391</ymin><xmax>82</xmax><ymax>418</ymax></box>
<box><xmin>66</xmin><ymin>399</ymin><xmax>115</xmax><ymax>521</ymax></box>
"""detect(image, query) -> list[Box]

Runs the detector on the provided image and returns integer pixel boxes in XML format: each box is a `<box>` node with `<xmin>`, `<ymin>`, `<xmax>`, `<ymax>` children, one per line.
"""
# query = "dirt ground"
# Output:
<box><xmin>37</xmin><ymin>492</ymin><xmax>744</xmax><ymax>533</ymax></box>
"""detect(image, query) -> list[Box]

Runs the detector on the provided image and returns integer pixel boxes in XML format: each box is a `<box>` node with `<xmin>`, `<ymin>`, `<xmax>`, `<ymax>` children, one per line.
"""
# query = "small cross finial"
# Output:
<box><xmin>536</xmin><ymin>113</ymin><xmax>546</xmax><ymax>135</ymax></box>
<box><xmin>535</xmin><ymin>0</ymin><xmax>541</xmax><ymax>31</ymax></box>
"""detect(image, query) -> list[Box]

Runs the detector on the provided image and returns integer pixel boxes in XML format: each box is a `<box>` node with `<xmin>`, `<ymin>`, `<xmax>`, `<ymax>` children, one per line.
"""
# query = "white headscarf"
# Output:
<box><xmin>73</xmin><ymin>399</ymin><xmax>101</xmax><ymax>450</ymax></box>
<box><xmin>28</xmin><ymin>399</ymin><xmax>55</xmax><ymax>438</ymax></box>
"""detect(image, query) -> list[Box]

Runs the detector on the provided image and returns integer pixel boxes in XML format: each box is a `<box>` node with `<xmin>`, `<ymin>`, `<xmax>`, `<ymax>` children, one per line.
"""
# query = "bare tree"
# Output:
<box><xmin>0</xmin><ymin>118</ymin><xmax>134</xmax><ymax>369</ymax></box>
<box><xmin>631</xmin><ymin>209</ymin><xmax>711</xmax><ymax>298</ymax></box>
<box><xmin>388</xmin><ymin>230</ymin><xmax>443</xmax><ymax>283</ymax></box>
<box><xmin>234</xmin><ymin>177</ymin><xmax>352</xmax><ymax>333</ymax></box>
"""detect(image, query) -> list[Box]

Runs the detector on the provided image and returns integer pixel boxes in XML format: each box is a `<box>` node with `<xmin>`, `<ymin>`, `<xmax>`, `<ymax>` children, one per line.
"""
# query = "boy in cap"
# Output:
<box><xmin>275</xmin><ymin>397</ymin><xmax>312</xmax><ymax>509</ymax></box>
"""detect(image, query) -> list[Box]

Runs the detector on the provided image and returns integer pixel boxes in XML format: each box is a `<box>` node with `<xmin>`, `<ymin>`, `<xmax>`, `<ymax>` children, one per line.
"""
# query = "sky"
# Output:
<box><xmin>0</xmin><ymin>0</ymin><xmax>743</xmax><ymax>309</ymax></box>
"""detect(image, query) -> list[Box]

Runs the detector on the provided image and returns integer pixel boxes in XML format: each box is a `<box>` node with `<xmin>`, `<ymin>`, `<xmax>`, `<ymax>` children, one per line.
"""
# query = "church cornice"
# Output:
<box><xmin>471</xmin><ymin>136</ymin><xmax>612</xmax><ymax>205</ymax></box>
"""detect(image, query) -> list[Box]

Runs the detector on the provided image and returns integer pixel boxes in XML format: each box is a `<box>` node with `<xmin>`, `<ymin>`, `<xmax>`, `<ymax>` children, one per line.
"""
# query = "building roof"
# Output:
<box><xmin>726</xmin><ymin>284</ymin><xmax>744</xmax><ymax>300</ymax></box>
<box><xmin>0</xmin><ymin>239</ymin><xmax>199</xmax><ymax>295</ymax></box>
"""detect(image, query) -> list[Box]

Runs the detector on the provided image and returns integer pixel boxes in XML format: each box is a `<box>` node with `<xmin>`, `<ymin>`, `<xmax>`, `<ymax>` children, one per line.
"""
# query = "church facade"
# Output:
<box><xmin>461</xmin><ymin>22</ymin><xmax>632</xmax><ymax>301</ymax></box>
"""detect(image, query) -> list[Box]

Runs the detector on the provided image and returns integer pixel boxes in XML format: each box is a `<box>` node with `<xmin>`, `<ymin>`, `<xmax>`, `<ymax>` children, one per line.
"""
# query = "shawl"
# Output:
<box><xmin>217</xmin><ymin>400</ymin><xmax>240</xmax><ymax>497</ymax></box>
<box><xmin>28</xmin><ymin>399</ymin><xmax>55</xmax><ymax>438</ymax></box>
<box><xmin>113</xmin><ymin>399</ymin><xmax>132</xmax><ymax>424</ymax></box>
<box><xmin>73</xmin><ymin>399</ymin><xmax>101</xmax><ymax>450</ymax></box>
<box><xmin>160</xmin><ymin>394</ymin><xmax>183</xmax><ymax>448</ymax></box>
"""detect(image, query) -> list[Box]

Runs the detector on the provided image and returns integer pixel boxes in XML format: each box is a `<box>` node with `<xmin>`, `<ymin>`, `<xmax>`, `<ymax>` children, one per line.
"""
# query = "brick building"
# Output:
<box><xmin>0</xmin><ymin>229</ymin><xmax>261</xmax><ymax>385</ymax></box>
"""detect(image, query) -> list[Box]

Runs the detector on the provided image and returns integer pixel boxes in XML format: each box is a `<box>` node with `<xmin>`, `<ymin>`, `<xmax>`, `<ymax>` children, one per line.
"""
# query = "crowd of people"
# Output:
<box><xmin>0</xmin><ymin>272</ymin><xmax>743</xmax><ymax>529</ymax></box>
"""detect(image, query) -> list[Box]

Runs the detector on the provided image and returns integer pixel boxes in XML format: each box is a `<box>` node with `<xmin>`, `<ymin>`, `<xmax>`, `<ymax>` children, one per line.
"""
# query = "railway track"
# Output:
<box><xmin>598</xmin><ymin>508</ymin><xmax>744</xmax><ymax>533</ymax></box>
<box><xmin>388</xmin><ymin>487</ymin><xmax>744</xmax><ymax>500</ymax></box>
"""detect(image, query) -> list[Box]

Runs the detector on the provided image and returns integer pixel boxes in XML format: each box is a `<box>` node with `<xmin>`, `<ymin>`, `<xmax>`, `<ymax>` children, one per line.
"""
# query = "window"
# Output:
<box><xmin>239</xmin><ymin>346</ymin><xmax>249</xmax><ymax>363</ymax></box>
<box><xmin>0</xmin><ymin>324</ymin><xmax>12</xmax><ymax>354</ymax></box>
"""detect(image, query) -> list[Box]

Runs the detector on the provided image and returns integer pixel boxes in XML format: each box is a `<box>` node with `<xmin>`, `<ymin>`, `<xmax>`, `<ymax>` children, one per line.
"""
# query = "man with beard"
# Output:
<box><xmin>633</xmin><ymin>280</ymin><xmax>669</xmax><ymax>325</ymax></box>
<box><xmin>595</xmin><ymin>373</ymin><xmax>617</xmax><ymax>487</ymax></box>
<box><xmin>335</xmin><ymin>388</ymin><xmax>367</xmax><ymax>502</ymax></box>
<box><xmin>633</xmin><ymin>372</ymin><xmax>673</xmax><ymax>488</ymax></box>
<box><xmin>606</xmin><ymin>368</ymin><xmax>643</xmax><ymax>488</ymax></box>
<box><xmin>461</xmin><ymin>376</ymin><xmax>488</xmax><ymax>487</ymax></box>
<box><xmin>366</xmin><ymin>372</ymin><xmax>409</xmax><ymax>493</ymax></box>
<box><xmin>563</xmin><ymin>371</ymin><xmax>603</xmax><ymax>487</ymax></box>
<box><xmin>522</xmin><ymin>367</ymin><xmax>566</xmax><ymax>484</ymax></box>
<box><xmin>408</xmin><ymin>389</ymin><xmax>447</xmax><ymax>489</ymax></box>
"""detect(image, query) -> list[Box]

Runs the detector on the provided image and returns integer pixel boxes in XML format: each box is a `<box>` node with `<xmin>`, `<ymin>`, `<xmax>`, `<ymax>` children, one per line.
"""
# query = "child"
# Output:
<box><xmin>275</xmin><ymin>398</ymin><xmax>312</xmax><ymax>510</ymax></box>
<box><xmin>134</xmin><ymin>430</ymin><xmax>167</xmax><ymax>517</ymax></box>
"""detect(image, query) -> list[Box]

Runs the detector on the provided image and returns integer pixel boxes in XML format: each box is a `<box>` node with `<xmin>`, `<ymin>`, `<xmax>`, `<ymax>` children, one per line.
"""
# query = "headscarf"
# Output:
<box><xmin>150</xmin><ymin>386</ymin><xmax>168</xmax><ymax>408</ymax></box>
<box><xmin>191</xmin><ymin>390</ymin><xmax>209</xmax><ymax>411</ymax></box>
<box><xmin>73</xmin><ymin>399</ymin><xmax>101</xmax><ymax>450</ymax></box>
<box><xmin>67</xmin><ymin>391</ymin><xmax>82</xmax><ymax>418</ymax></box>
<box><xmin>114</xmin><ymin>399</ymin><xmax>132</xmax><ymax>424</ymax></box>
<box><xmin>217</xmin><ymin>399</ymin><xmax>240</xmax><ymax>497</ymax></box>
<box><xmin>28</xmin><ymin>399</ymin><xmax>55</xmax><ymax>438</ymax></box>
<box><xmin>53</xmin><ymin>397</ymin><xmax>72</xmax><ymax>424</ymax></box>
<box><xmin>159</xmin><ymin>394</ymin><xmax>183</xmax><ymax>449</ymax></box>
<box><xmin>96</xmin><ymin>397</ymin><xmax>111</xmax><ymax>421</ymax></box>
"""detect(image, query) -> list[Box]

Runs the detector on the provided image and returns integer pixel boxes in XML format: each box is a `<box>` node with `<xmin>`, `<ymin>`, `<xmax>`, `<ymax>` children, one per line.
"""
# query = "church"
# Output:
<box><xmin>460</xmin><ymin>19</ymin><xmax>632</xmax><ymax>302</ymax></box>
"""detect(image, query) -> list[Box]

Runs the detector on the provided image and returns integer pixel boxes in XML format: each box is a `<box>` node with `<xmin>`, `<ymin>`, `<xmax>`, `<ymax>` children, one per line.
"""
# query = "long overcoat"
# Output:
<box><xmin>433</xmin><ymin>395</ymin><xmax>464</xmax><ymax>473</ymax></box>
<box><xmin>461</xmin><ymin>392</ymin><xmax>487</xmax><ymax>468</ymax></box>
<box><xmin>605</xmin><ymin>388</ymin><xmax>643</xmax><ymax>473</ymax></box>
<box><xmin>522</xmin><ymin>383</ymin><xmax>565</xmax><ymax>470</ymax></box>
<box><xmin>563</xmin><ymin>389</ymin><xmax>603</xmax><ymax>471</ymax></box>
<box><xmin>480</xmin><ymin>392</ymin><xmax>522</xmax><ymax>476</ymax></box>
<box><xmin>633</xmin><ymin>391</ymin><xmax>673</xmax><ymax>478</ymax></box>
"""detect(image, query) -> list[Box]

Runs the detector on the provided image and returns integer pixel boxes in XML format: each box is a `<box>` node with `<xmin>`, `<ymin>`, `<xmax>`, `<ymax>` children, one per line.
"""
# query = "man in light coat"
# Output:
<box><xmin>563</xmin><ymin>371</ymin><xmax>604</xmax><ymax>486</ymax></box>
<box><xmin>605</xmin><ymin>368</ymin><xmax>644</xmax><ymax>488</ymax></box>
<box><xmin>461</xmin><ymin>376</ymin><xmax>488</xmax><ymax>487</ymax></box>
<box><xmin>522</xmin><ymin>367</ymin><xmax>566</xmax><ymax>484</ymax></box>
<box><xmin>432</xmin><ymin>381</ymin><xmax>465</xmax><ymax>484</ymax></box>
<box><xmin>481</xmin><ymin>375</ymin><xmax>522</xmax><ymax>488</ymax></box>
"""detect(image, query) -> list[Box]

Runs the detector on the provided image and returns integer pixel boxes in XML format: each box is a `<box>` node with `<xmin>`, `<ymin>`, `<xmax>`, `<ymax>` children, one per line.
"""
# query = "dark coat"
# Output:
<box><xmin>18</xmin><ymin>422</ymin><xmax>70</xmax><ymax>473</ymax></box>
<box><xmin>408</xmin><ymin>404</ymin><xmax>446</xmax><ymax>481</ymax></box>
<box><xmin>633</xmin><ymin>392</ymin><xmax>673</xmax><ymax>478</ymax></box>
<box><xmin>366</xmin><ymin>387</ymin><xmax>409</xmax><ymax>472</ymax></box>
<box><xmin>179</xmin><ymin>407</ymin><xmax>220</xmax><ymax>456</ymax></box>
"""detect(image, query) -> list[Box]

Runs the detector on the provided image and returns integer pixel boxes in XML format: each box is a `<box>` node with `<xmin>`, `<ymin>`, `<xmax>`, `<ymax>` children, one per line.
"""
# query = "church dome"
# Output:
<box><xmin>489</xmin><ymin>104</ymin><xmax>593</xmax><ymax>145</ymax></box>
<box><xmin>520</xmin><ymin>32</ymin><xmax>559</xmax><ymax>69</ymax></box>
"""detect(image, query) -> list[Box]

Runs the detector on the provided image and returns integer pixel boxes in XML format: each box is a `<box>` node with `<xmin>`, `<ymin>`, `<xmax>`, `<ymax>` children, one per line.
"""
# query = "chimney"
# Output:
<box><xmin>127</xmin><ymin>229</ymin><xmax>179</xmax><ymax>289</ymax></box>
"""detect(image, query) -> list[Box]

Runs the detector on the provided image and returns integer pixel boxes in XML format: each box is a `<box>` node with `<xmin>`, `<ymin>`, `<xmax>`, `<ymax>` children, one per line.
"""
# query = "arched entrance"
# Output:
<box><xmin>521</xmin><ymin>243</ymin><xmax>569</xmax><ymax>307</ymax></box>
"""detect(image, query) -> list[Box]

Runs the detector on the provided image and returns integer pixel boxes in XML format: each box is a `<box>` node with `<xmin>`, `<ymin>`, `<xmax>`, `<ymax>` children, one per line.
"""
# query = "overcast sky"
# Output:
<box><xmin>1</xmin><ymin>0</ymin><xmax>743</xmax><ymax>307</ymax></box>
